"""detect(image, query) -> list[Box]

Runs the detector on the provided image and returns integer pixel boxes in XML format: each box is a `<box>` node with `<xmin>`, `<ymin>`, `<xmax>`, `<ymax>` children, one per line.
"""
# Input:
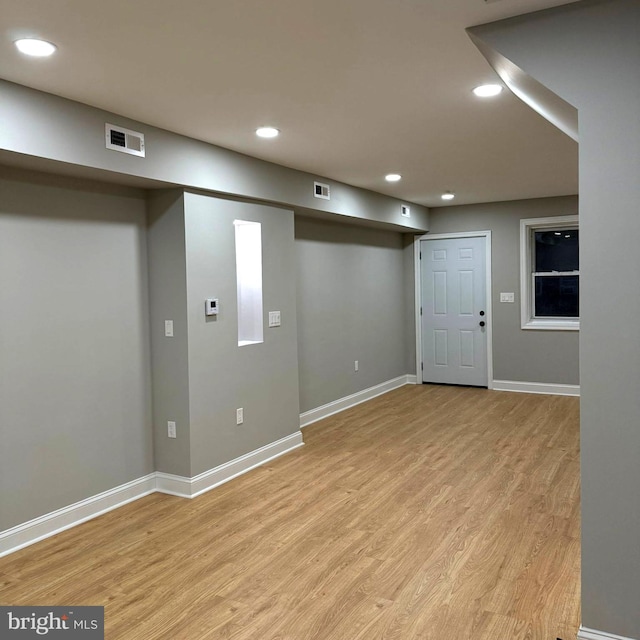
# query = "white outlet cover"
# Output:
<box><xmin>164</xmin><ymin>320</ymin><xmax>174</xmax><ymax>336</ymax></box>
<box><xmin>500</xmin><ymin>292</ymin><xmax>515</xmax><ymax>303</ymax></box>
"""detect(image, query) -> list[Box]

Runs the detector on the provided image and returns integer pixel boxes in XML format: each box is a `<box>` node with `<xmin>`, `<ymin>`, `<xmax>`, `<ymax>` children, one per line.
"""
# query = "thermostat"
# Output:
<box><xmin>205</xmin><ymin>298</ymin><xmax>219</xmax><ymax>316</ymax></box>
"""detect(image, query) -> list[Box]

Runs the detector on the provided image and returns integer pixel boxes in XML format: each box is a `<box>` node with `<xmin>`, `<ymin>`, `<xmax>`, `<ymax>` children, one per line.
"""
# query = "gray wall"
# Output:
<box><xmin>0</xmin><ymin>167</ymin><xmax>153</xmax><ymax>530</ymax></box>
<box><xmin>403</xmin><ymin>235</ymin><xmax>417</xmax><ymax>376</ymax></box>
<box><xmin>428</xmin><ymin>196</ymin><xmax>579</xmax><ymax>386</ymax></box>
<box><xmin>184</xmin><ymin>193</ymin><xmax>300</xmax><ymax>476</ymax></box>
<box><xmin>147</xmin><ymin>191</ymin><xmax>192</xmax><ymax>476</ymax></box>
<box><xmin>472</xmin><ymin>2</ymin><xmax>640</xmax><ymax>636</ymax></box>
<box><xmin>295</xmin><ymin>216</ymin><xmax>408</xmax><ymax>413</ymax></box>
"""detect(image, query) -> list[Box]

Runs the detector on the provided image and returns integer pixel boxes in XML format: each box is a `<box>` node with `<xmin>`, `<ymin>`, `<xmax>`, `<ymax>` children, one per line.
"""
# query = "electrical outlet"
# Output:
<box><xmin>500</xmin><ymin>292</ymin><xmax>515</xmax><ymax>303</ymax></box>
<box><xmin>164</xmin><ymin>320</ymin><xmax>174</xmax><ymax>337</ymax></box>
<box><xmin>236</xmin><ymin>408</ymin><xmax>244</xmax><ymax>425</ymax></box>
<box><xmin>167</xmin><ymin>421</ymin><xmax>176</xmax><ymax>438</ymax></box>
<box><xmin>354</xmin><ymin>360</ymin><xmax>359</xmax><ymax>372</ymax></box>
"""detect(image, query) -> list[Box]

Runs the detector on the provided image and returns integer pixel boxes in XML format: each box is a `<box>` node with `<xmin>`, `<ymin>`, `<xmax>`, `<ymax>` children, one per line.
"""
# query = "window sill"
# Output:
<box><xmin>522</xmin><ymin>319</ymin><xmax>579</xmax><ymax>331</ymax></box>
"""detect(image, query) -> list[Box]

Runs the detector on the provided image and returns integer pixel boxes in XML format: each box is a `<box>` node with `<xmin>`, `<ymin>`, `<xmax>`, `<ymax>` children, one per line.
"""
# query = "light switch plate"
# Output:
<box><xmin>500</xmin><ymin>292</ymin><xmax>515</xmax><ymax>303</ymax></box>
<box><xmin>268</xmin><ymin>311</ymin><xmax>281</xmax><ymax>327</ymax></box>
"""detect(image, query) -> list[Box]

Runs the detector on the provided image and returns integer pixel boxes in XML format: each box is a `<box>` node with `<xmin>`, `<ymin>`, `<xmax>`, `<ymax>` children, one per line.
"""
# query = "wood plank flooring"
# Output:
<box><xmin>0</xmin><ymin>385</ymin><xmax>581</xmax><ymax>639</ymax></box>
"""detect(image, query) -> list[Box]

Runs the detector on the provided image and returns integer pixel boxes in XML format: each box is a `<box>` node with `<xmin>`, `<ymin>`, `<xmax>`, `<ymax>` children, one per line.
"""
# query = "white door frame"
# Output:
<box><xmin>414</xmin><ymin>231</ymin><xmax>493</xmax><ymax>388</ymax></box>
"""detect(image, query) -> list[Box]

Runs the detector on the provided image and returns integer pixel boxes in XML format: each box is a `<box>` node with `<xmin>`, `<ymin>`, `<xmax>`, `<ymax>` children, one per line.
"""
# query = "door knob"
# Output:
<box><xmin>479</xmin><ymin>310</ymin><xmax>485</xmax><ymax>316</ymax></box>
<box><xmin>479</xmin><ymin>321</ymin><xmax>486</xmax><ymax>327</ymax></box>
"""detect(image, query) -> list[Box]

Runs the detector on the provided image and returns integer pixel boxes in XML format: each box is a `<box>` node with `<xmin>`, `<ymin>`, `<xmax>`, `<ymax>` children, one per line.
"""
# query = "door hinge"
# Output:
<box><xmin>420</xmin><ymin>306</ymin><xmax>423</xmax><ymax>316</ymax></box>
<box><xmin>421</xmin><ymin>362</ymin><xmax>423</xmax><ymax>371</ymax></box>
<box><xmin>419</xmin><ymin>251</ymin><xmax>422</xmax><ymax>259</ymax></box>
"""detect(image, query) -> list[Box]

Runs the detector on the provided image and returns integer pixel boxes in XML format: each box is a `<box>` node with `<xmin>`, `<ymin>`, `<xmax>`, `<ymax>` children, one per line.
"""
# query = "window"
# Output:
<box><xmin>234</xmin><ymin>220</ymin><xmax>263</xmax><ymax>346</ymax></box>
<box><xmin>520</xmin><ymin>215</ymin><xmax>579</xmax><ymax>330</ymax></box>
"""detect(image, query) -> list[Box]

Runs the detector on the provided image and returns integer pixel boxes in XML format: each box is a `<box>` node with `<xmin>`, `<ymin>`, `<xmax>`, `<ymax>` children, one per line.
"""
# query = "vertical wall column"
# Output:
<box><xmin>183</xmin><ymin>192</ymin><xmax>300</xmax><ymax>477</ymax></box>
<box><xmin>470</xmin><ymin>2</ymin><xmax>640</xmax><ymax>637</ymax></box>
<box><xmin>147</xmin><ymin>191</ymin><xmax>192</xmax><ymax>476</ymax></box>
<box><xmin>147</xmin><ymin>190</ymin><xmax>301</xmax><ymax>479</ymax></box>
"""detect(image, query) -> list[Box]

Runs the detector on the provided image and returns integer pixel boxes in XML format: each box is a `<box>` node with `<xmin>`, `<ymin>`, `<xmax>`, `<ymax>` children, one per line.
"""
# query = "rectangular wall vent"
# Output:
<box><xmin>401</xmin><ymin>205</ymin><xmax>411</xmax><ymax>218</ymax></box>
<box><xmin>313</xmin><ymin>181</ymin><xmax>330</xmax><ymax>200</ymax></box>
<box><xmin>105</xmin><ymin>123</ymin><xmax>145</xmax><ymax>157</ymax></box>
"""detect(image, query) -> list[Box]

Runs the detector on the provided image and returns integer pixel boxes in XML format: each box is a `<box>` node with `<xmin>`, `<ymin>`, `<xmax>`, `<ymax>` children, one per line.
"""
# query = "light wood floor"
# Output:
<box><xmin>0</xmin><ymin>385</ymin><xmax>581</xmax><ymax>639</ymax></box>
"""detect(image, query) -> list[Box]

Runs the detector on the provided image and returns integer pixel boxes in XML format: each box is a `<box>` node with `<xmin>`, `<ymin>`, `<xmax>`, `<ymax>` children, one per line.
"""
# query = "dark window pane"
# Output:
<box><xmin>534</xmin><ymin>275</ymin><xmax>579</xmax><ymax>317</ymax></box>
<box><xmin>534</xmin><ymin>230</ymin><xmax>579</xmax><ymax>272</ymax></box>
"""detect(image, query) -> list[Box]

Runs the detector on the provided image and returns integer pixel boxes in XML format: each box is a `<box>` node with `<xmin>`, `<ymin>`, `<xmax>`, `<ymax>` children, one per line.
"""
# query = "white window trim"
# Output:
<box><xmin>520</xmin><ymin>215</ymin><xmax>579</xmax><ymax>331</ymax></box>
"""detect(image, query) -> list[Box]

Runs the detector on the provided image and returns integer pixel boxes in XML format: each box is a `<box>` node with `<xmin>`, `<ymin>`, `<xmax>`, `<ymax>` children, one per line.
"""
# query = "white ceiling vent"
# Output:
<box><xmin>313</xmin><ymin>181</ymin><xmax>330</xmax><ymax>200</ymax></box>
<box><xmin>105</xmin><ymin>123</ymin><xmax>145</xmax><ymax>157</ymax></box>
<box><xmin>401</xmin><ymin>204</ymin><xmax>411</xmax><ymax>218</ymax></box>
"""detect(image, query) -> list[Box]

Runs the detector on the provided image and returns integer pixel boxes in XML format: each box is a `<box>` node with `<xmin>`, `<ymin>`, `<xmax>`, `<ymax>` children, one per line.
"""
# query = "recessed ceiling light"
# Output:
<box><xmin>441</xmin><ymin>192</ymin><xmax>455</xmax><ymax>201</ymax></box>
<box><xmin>255</xmin><ymin>126</ymin><xmax>279</xmax><ymax>138</ymax></box>
<box><xmin>14</xmin><ymin>38</ymin><xmax>57</xmax><ymax>57</ymax></box>
<box><xmin>472</xmin><ymin>84</ymin><xmax>503</xmax><ymax>98</ymax></box>
<box><xmin>385</xmin><ymin>174</ymin><xmax>402</xmax><ymax>182</ymax></box>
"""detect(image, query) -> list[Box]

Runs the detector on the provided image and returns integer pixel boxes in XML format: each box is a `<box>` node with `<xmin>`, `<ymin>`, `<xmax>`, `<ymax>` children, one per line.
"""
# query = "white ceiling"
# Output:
<box><xmin>0</xmin><ymin>0</ymin><xmax>579</xmax><ymax>208</ymax></box>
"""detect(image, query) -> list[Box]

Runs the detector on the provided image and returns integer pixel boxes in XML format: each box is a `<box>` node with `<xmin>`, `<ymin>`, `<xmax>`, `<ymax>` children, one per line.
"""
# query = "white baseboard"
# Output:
<box><xmin>156</xmin><ymin>432</ymin><xmax>304</xmax><ymax>498</ymax></box>
<box><xmin>578</xmin><ymin>625</ymin><xmax>638</xmax><ymax>640</ymax></box>
<box><xmin>300</xmin><ymin>374</ymin><xmax>413</xmax><ymax>428</ymax></box>
<box><xmin>0</xmin><ymin>474</ymin><xmax>157</xmax><ymax>558</ymax></box>
<box><xmin>0</xmin><ymin>432</ymin><xmax>304</xmax><ymax>557</ymax></box>
<box><xmin>492</xmin><ymin>379</ymin><xmax>580</xmax><ymax>397</ymax></box>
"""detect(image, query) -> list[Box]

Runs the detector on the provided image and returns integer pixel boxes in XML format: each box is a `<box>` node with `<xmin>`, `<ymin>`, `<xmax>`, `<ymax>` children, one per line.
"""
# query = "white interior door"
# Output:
<box><xmin>420</xmin><ymin>236</ymin><xmax>488</xmax><ymax>386</ymax></box>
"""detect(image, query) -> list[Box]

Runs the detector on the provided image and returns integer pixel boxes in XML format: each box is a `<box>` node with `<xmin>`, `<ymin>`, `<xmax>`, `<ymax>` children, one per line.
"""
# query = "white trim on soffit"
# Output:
<box><xmin>492</xmin><ymin>380</ymin><xmax>580</xmax><ymax>397</ymax></box>
<box><xmin>578</xmin><ymin>625</ymin><xmax>638</xmax><ymax>640</ymax></box>
<box><xmin>414</xmin><ymin>231</ymin><xmax>494</xmax><ymax>388</ymax></box>
<box><xmin>0</xmin><ymin>433</ymin><xmax>303</xmax><ymax>558</ymax></box>
<box><xmin>299</xmin><ymin>374</ymin><xmax>416</xmax><ymax>428</ymax></box>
